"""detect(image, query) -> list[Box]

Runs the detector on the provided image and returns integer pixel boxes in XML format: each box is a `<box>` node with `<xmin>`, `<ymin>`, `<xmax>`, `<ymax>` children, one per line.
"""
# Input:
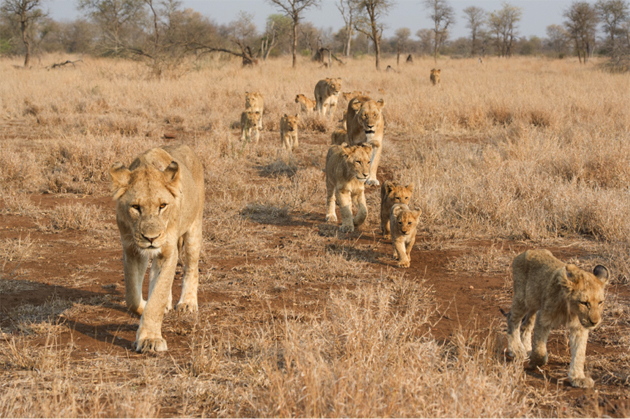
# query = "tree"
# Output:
<box><xmin>463</xmin><ymin>5</ymin><xmax>486</xmax><ymax>56</ymax></box>
<box><xmin>595</xmin><ymin>0</ymin><xmax>629</xmax><ymax>56</ymax></box>
<box><xmin>564</xmin><ymin>1</ymin><xmax>599</xmax><ymax>63</ymax></box>
<box><xmin>416</xmin><ymin>28</ymin><xmax>434</xmax><ymax>55</ymax></box>
<box><xmin>266</xmin><ymin>0</ymin><xmax>321</xmax><ymax>68</ymax></box>
<box><xmin>395</xmin><ymin>27</ymin><xmax>410</xmax><ymax>64</ymax></box>
<box><xmin>423</xmin><ymin>0</ymin><xmax>455</xmax><ymax>63</ymax></box>
<box><xmin>336</xmin><ymin>0</ymin><xmax>360</xmax><ymax>56</ymax></box>
<box><xmin>78</xmin><ymin>0</ymin><xmax>146</xmax><ymax>55</ymax></box>
<box><xmin>488</xmin><ymin>2</ymin><xmax>522</xmax><ymax>57</ymax></box>
<box><xmin>546</xmin><ymin>23</ymin><xmax>570</xmax><ymax>56</ymax></box>
<box><xmin>261</xmin><ymin>14</ymin><xmax>291</xmax><ymax>59</ymax></box>
<box><xmin>0</xmin><ymin>0</ymin><xmax>46</xmax><ymax>66</ymax></box>
<box><xmin>354</xmin><ymin>0</ymin><xmax>395</xmax><ymax>70</ymax></box>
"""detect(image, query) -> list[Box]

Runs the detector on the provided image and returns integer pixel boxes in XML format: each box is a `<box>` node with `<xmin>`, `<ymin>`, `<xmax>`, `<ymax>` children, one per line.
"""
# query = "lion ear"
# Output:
<box><xmin>283</xmin><ymin>113</ymin><xmax>288</xmax><ymax>118</ymax></box>
<box><xmin>406</xmin><ymin>182</ymin><xmax>415</xmax><ymax>194</ymax></box>
<box><xmin>391</xmin><ymin>205</ymin><xmax>404</xmax><ymax>218</ymax></box>
<box><xmin>110</xmin><ymin>162</ymin><xmax>131</xmax><ymax>200</ymax></box>
<box><xmin>163</xmin><ymin>161</ymin><xmax>182</xmax><ymax>198</ymax></box>
<box><xmin>376</xmin><ymin>99</ymin><xmax>385</xmax><ymax>110</ymax></box>
<box><xmin>412</xmin><ymin>209</ymin><xmax>422</xmax><ymax>219</ymax></box>
<box><xmin>562</xmin><ymin>264</ymin><xmax>581</xmax><ymax>287</ymax></box>
<box><xmin>382</xmin><ymin>180</ymin><xmax>394</xmax><ymax>195</ymax></box>
<box><xmin>295</xmin><ymin>114</ymin><xmax>299</xmax><ymax>119</ymax></box>
<box><xmin>350</xmin><ymin>101</ymin><xmax>362</xmax><ymax>112</ymax></box>
<box><xmin>593</xmin><ymin>265</ymin><xmax>609</xmax><ymax>285</ymax></box>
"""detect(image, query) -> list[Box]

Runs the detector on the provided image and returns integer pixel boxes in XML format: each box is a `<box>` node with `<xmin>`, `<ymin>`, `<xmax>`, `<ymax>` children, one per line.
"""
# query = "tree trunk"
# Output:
<box><xmin>292</xmin><ymin>20</ymin><xmax>297</xmax><ymax>68</ymax></box>
<box><xmin>375</xmin><ymin>37</ymin><xmax>381</xmax><ymax>70</ymax></box>
<box><xmin>20</xmin><ymin>20</ymin><xmax>30</xmax><ymax>67</ymax></box>
<box><xmin>471</xmin><ymin>31</ymin><xmax>476</xmax><ymax>56</ymax></box>
<box><xmin>346</xmin><ymin>22</ymin><xmax>352</xmax><ymax>57</ymax></box>
<box><xmin>397</xmin><ymin>42</ymin><xmax>400</xmax><ymax>65</ymax></box>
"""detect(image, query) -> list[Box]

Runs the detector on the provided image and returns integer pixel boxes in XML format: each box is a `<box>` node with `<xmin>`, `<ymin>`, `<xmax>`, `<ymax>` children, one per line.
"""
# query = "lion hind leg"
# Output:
<box><xmin>177</xmin><ymin>221</ymin><xmax>201</xmax><ymax>313</ymax></box>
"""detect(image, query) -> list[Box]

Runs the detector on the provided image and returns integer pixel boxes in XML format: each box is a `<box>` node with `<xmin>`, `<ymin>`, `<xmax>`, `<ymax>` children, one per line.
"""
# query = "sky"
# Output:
<box><xmin>45</xmin><ymin>0</ymin><xmax>592</xmax><ymax>40</ymax></box>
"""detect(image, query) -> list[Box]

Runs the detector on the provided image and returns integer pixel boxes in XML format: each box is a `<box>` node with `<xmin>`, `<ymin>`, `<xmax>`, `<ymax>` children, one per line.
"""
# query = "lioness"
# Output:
<box><xmin>506</xmin><ymin>249</ymin><xmax>609</xmax><ymax>388</ymax></box>
<box><xmin>430</xmin><ymin>68</ymin><xmax>441</xmax><ymax>85</ymax></box>
<box><xmin>381</xmin><ymin>181</ymin><xmax>414</xmax><ymax>239</ymax></box>
<box><xmin>245</xmin><ymin>91</ymin><xmax>264</xmax><ymax>129</ymax></box>
<box><xmin>241</xmin><ymin>110</ymin><xmax>261</xmax><ymax>144</ymax></box>
<box><xmin>314</xmin><ymin>78</ymin><xmax>342</xmax><ymax>118</ymax></box>
<box><xmin>390</xmin><ymin>203</ymin><xmax>421</xmax><ymax>268</ymax></box>
<box><xmin>280</xmin><ymin>113</ymin><xmax>299</xmax><ymax>152</ymax></box>
<box><xmin>110</xmin><ymin>144</ymin><xmax>204</xmax><ymax>353</ymax></box>
<box><xmin>295</xmin><ymin>94</ymin><xmax>316</xmax><ymax>113</ymax></box>
<box><xmin>331</xmin><ymin>129</ymin><xmax>348</xmax><ymax>146</ymax></box>
<box><xmin>325</xmin><ymin>142</ymin><xmax>373</xmax><ymax>233</ymax></box>
<box><xmin>346</xmin><ymin>96</ymin><xmax>385</xmax><ymax>186</ymax></box>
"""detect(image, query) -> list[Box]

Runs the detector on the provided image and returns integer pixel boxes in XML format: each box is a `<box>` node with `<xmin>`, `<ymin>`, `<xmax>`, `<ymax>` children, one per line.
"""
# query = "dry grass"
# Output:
<box><xmin>0</xmin><ymin>54</ymin><xmax>629</xmax><ymax>417</ymax></box>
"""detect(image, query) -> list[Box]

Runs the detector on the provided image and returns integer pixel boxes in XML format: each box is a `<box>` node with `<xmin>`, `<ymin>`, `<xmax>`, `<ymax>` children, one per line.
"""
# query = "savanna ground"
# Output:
<box><xmin>0</xmin><ymin>54</ymin><xmax>629</xmax><ymax>417</ymax></box>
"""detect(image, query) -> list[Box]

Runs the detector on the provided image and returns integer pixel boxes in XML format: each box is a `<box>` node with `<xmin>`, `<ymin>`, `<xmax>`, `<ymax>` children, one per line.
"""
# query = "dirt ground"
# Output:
<box><xmin>1</xmin><ymin>128</ymin><xmax>629</xmax><ymax>417</ymax></box>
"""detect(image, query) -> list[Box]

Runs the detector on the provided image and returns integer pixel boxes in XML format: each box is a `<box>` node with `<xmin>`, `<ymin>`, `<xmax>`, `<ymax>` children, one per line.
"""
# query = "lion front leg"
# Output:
<box><xmin>292</xmin><ymin>132</ymin><xmax>299</xmax><ymax>150</ymax></box>
<box><xmin>325</xmin><ymin>182</ymin><xmax>338</xmax><ymax>223</ymax></box>
<box><xmin>253</xmin><ymin>127</ymin><xmax>260</xmax><ymax>144</ymax></box>
<box><xmin>177</xmin><ymin>219</ymin><xmax>202</xmax><ymax>313</ymax></box>
<box><xmin>366</xmin><ymin>143</ymin><xmax>382</xmax><ymax>186</ymax></box>
<box><xmin>352</xmin><ymin>189</ymin><xmax>367</xmax><ymax>227</ymax></box>
<box><xmin>568</xmin><ymin>326</ymin><xmax>594</xmax><ymax>388</ymax></box>
<box><xmin>135</xmin><ymin>249</ymin><xmax>177</xmax><ymax>353</ymax></box>
<box><xmin>393</xmin><ymin>239</ymin><xmax>409</xmax><ymax>268</ymax></box>
<box><xmin>338</xmin><ymin>190</ymin><xmax>354</xmax><ymax>233</ymax></box>
<box><xmin>506</xmin><ymin>302</ymin><xmax>530</xmax><ymax>359</ymax></box>
<box><xmin>123</xmin><ymin>248</ymin><xmax>149</xmax><ymax>315</ymax></box>
<box><xmin>528</xmin><ymin>313</ymin><xmax>552</xmax><ymax>368</ymax></box>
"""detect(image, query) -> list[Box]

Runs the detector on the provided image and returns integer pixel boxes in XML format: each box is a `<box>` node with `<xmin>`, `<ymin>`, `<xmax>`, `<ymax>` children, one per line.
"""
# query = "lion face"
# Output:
<box><xmin>244</xmin><ymin>111</ymin><xmax>261</xmax><ymax>126</ymax></box>
<box><xmin>563</xmin><ymin>264</ymin><xmax>609</xmax><ymax>329</ymax></box>
<box><xmin>110</xmin><ymin>161</ymin><xmax>182</xmax><ymax>256</ymax></box>
<box><xmin>353</xmin><ymin>99</ymin><xmax>385</xmax><ymax>138</ymax></box>
<box><xmin>343</xmin><ymin>144</ymin><xmax>372</xmax><ymax>182</ymax></box>
<box><xmin>245</xmin><ymin>91</ymin><xmax>263</xmax><ymax>109</ymax></box>
<box><xmin>328</xmin><ymin>78</ymin><xmax>342</xmax><ymax>95</ymax></box>
<box><xmin>384</xmin><ymin>182</ymin><xmax>414</xmax><ymax>206</ymax></box>
<box><xmin>282</xmin><ymin>114</ymin><xmax>299</xmax><ymax>131</ymax></box>
<box><xmin>392</xmin><ymin>205</ymin><xmax>421</xmax><ymax>235</ymax></box>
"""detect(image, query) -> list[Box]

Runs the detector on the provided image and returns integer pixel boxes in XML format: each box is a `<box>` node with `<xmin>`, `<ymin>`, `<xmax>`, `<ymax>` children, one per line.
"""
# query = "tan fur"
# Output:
<box><xmin>331</xmin><ymin>129</ymin><xmax>348</xmax><ymax>145</ymax></box>
<box><xmin>245</xmin><ymin>91</ymin><xmax>264</xmax><ymax>129</ymax></box>
<box><xmin>339</xmin><ymin>110</ymin><xmax>347</xmax><ymax>129</ymax></box>
<box><xmin>110</xmin><ymin>144</ymin><xmax>204</xmax><ymax>353</ymax></box>
<box><xmin>430</xmin><ymin>68</ymin><xmax>441</xmax><ymax>85</ymax></box>
<box><xmin>325</xmin><ymin>142</ymin><xmax>373</xmax><ymax>232</ymax></box>
<box><xmin>314</xmin><ymin>78</ymin><xmax>342</xmax><ymax>118</ymax></box>
<box><xmin>240</xmin><ymin>110</ymin><xmax>261</xmax><ymax>144</ymax></box>
<box><xmin>295</xmin><ymin>94</ymin><xmax>316</xmax><ymax>113</ymax></box>
<box><xmin>280</xmin><ymin>113</ymin><xmax>300</xmax><ymax>152</ymax></box>
<box><xmin>381</xmin><ymin>181</ymin><xmax>414</xmax><ymax>239</ymax></box>
<box><xmin>346</xmin><ymin>96</ymin><xmax>385</xmax><ymax>186</ymax></box>
<box><xmin>507</xmin><ymin>249</ymin><xmax>609</xmax><ymax>388</ymax></box>
<box><xmin>390</xmin><ymin>204</ymin><xmax>421</xmax><ymax>268</ymax></box>
<box><xmin>341</xmin><ymin>91</ymin><xmax>364</xmax><ymax>101</ymax></box>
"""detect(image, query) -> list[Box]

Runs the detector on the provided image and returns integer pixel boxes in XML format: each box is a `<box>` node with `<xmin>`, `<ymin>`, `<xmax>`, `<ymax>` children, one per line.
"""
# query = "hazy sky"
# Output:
<box><xmin>45</xmin><ymin>0</ymin><xmax>591</xmax><ymax>40</ymax></box>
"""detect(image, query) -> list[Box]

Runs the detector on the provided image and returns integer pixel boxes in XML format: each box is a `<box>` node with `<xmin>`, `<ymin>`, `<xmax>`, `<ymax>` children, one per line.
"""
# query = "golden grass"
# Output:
<box><xmin>1</xmin><ymin>54</ymin><xmax>629</xmax><ymax>417</ymax></box>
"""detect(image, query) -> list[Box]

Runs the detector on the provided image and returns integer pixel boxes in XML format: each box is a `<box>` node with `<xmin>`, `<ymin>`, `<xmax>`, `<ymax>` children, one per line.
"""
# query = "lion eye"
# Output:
<box><xmin>131</xmin><ymin>205</ymin><xmax>140</xmax><ymax>212</ymax></box>
<box><xmin>160</xmin><ymin>203</ymin><xmax>167</xmax><ymax>209</ymax></box>
<box><xmin>580</xmin><ymin>301</ymin><xmax>590</xmax><ymax>308</ymax></box>
<box><xmin>598</xmin><ymin>301</ymin><xmax>603</xmax><ymax>306</ymax></box>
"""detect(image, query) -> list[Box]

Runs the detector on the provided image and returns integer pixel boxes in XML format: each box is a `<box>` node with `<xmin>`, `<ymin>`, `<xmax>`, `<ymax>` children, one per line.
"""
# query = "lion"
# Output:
<box><xmin>346</xmin><ymin>96</ymin><xmax>385</xmax><ymax>186</ymax></box>
<box><xmin>314</xmin><ymin>78</ymin><xmax>342</xmax><ymax>118</ymax></box>
<box><xmin>240</xmin><ymin>110</ymin><xmax>261</xmax><ymax>144</ymax></box>
<box><xmin>245</xmin><ymin>91</ymin><xmax>264</xmax><ymax>129</ymax></box>
<box><xmin>506</xmin><ymin>249</ymin><xmax>609</xmax><ymax>388</ymax></box>
<box><xmin>381</xmin><ymin>181</ymin><xmax>414</xmax><ymax>239</ymax></box>
<box><xmin>295</xmin><ymin>94</ymin><xmax>316</xmax><ymax>113</ymax></box>
<box><xmin>331</xmin><ymin>129</ymin><xmax>348</xmax><ymax>146</ymax></box>
<box><xmin>280</xmin><ymin>113</ymin><xmax>300</xmax><ymax>152</ymax></box>
<box><xmin>110</xmin><ymin>144</ymin><xmax>204</xmax><ymax>353</ymax></box>
<box><xmin>430</xmin><ymin>68</ymin><xmax>441</xmax><ymax>85</ymax></box>
<box><xmin>342</xmin><ymin>91</ymin><xmax>363</xmax><ymax>101</ymax></box>
<box><xmin>390</xmin><ymin>204</ymin><xmax>421</xmax><ymax>268</ymax></box>
<box><xmin>325</xmin><ymin>142</ymin><xmax>373</xmax><ymax>233</ymax></box>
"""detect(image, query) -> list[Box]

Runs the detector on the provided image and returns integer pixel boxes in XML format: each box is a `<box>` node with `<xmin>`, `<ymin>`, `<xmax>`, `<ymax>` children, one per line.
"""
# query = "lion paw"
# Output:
<box><xmin>339</xmin><ymin>224</ymin><xmax>354</xmax><ymax>233</ymax></box>
<box><xmin>570</xmin><ymin>376</ymin><xmax>594</xmax><ymax>388</ymax></box>
<box><xmin>507</xmin><ymin>343</ymin><xmax>527</xmax><ymax>359</ymax></box>
<box><xmin>325</xmin><ymin>214</ymin><xmax>338</xmax><ymax>223</ymax></box>
<box><xmin>383</xmin><ymin>234</ymin><xmax>391</xmax><ymax>240</ymax></box>
<box><xmin>176</xmin><ymin>301</ymin><xmax>198</xmax><ymax>313</ymax></box>
<box><xmin>135</xmin><ymin>337</ymin><xmax>167</xmax><ymax>353</ymax></box>
<box><xmin>366</xmin><ymin>178</ymin><xmax>380</xmax><ymax>186</ymax></box>
<box><xmin>398</xmin><ymin>260</ymin><xmax>410</xmax><ymax>268</ymax></box>
<box><xmin>527</xmin><ymin>352</ymin><xmax>548</xmax><ymax>368</ymax></box>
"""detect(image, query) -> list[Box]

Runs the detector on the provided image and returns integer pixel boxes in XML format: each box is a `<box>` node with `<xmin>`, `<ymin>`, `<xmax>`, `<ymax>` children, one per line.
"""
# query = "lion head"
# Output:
<box><xmin>339</xmin><ymin>142</ymin><xmax>372</xmax><ymax>182</ymax></box>
<box><xmin>561</xmin><ymin>264</ymin><xmax>609</xmax><ymax>329</ymax></box>
<box><xmin>282</xmin><ymin>114</ymin><xmax>299</xmax><ymax>131</ymax></box>
<box><xmin>110</xmin><ymin>153</ymin><xmax>182</xmax><ymax>257</ymax></box>
<box><xmin>382</xmin><ymin>181</ymin><xmax>414</xmax><ymax>206</ymax></box>
<box><xmin>327</xmin><ymin>78</ymin><xmax>342</xmax><ymax>95</ymax></box>
<box><xmin>350</xmin><ymin>97</ymin><xmax>385</xmax><ymax>137</ymax></box>
<box><xmin>245</xmin><ymin>91</ymin><xmax>263</xmax><ymax>109</ymax></box>
<box><xmin>391</xmin><ymin>204</ymin><xmax>421</xmax><ymax>235</ymax></box>
<box><xmin>244</xmin><ymin>110</ymin><xmax>261</xmax><ymax>126</ymax></box>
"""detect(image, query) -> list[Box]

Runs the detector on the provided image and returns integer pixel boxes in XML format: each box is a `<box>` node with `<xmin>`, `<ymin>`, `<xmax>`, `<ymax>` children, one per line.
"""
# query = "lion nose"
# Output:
<box><xmin>142</xmin><ymin>233</ymin><xmax>159</xmax><ymax>243</ymax></box>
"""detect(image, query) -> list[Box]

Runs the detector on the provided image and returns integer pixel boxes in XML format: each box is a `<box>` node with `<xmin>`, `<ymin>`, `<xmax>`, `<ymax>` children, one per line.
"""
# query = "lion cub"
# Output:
<box><xmin>295</xmin><ymin>94</ymin><xmax>316</xmax><ymax>113</ymax></box>
<box><xmin>381</xmin><ymin>181</ymin><xmax>414</xmax><ymax>239</ymax></box>
<box><xmin>430</xmin><ymin>68</ymin><xmax>441</xmax><ymax>85</ymax></box>
<box><xmin>507</xmin><ymin>249</ymin><xmax>609</xmax><ymax>388</ymax></box>
<box><xmin>390</xmin><ymin>204</ymin><xmax>421</xmax><ymax>268</ymax></box>
<box><xmin>280</xmin><ymin>114</ymin><xmax>300</xmax><ymax>152</ymax></box>
<box><xmin>245</xmin><ymin>91</ymin><xmax>264</xmax><ymax>129</ymax></box>
<box><xmin>240</xmin><ymin>110</ymin><xmax>261</xmax><ymax>144</ymax></box>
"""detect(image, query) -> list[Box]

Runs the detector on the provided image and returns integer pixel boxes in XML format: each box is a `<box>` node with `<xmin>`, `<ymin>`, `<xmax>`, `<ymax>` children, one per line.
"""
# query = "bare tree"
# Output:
<box><xmin>564</xmin><ymin>1</ymin><xmax>599</xmax><ymax>63</ymax></box>
<box><xmin>354</xmin><ymin>0</ymin><xmax>395</xmax><ymax>70</ymax></box>
<box><xmin>416</xmin><ymin>28</ymin><xmax>434</xmax><ymax>55</ymax></box>
<box><xmin>488</xmin><ymin>2</ymin><xmax>522</xmax><ymax>57</ymax></box>
<box><xmin>266</xmin><ymin>0</ymin><xmax>321</xmax><ymax>68</ymax></box>
<box><xmin>395</xmin><ymin>27</ymin><xmax>410</xmax><ymax>64</ymax></box>
<box><xmin>546</xmin><ymin>23</ymin><xmax>571</xmax><ymax>56</ymax></box>
<box><xmin>0</xmin><ymin>0</ymin><xmax>46</xmax><ymax>66</ymax></box>
<box><xmin>336</xmin><ymin>0</ymin><xmax>360</xmax><ymax>57</ymax></box>
<box><xmin>463</xmin><ymin>6</ymin><xmax>486</xmax><ymax>57</ymax></box>
<box><xmin>595</xmin><ymin>0</ymin><xmax>629</xmax><ymax>56</ymax></box>
<box><xmin>423</xmin><ymin>0</ymin><xmax>454</xmax><ymax>63</ymax></box>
